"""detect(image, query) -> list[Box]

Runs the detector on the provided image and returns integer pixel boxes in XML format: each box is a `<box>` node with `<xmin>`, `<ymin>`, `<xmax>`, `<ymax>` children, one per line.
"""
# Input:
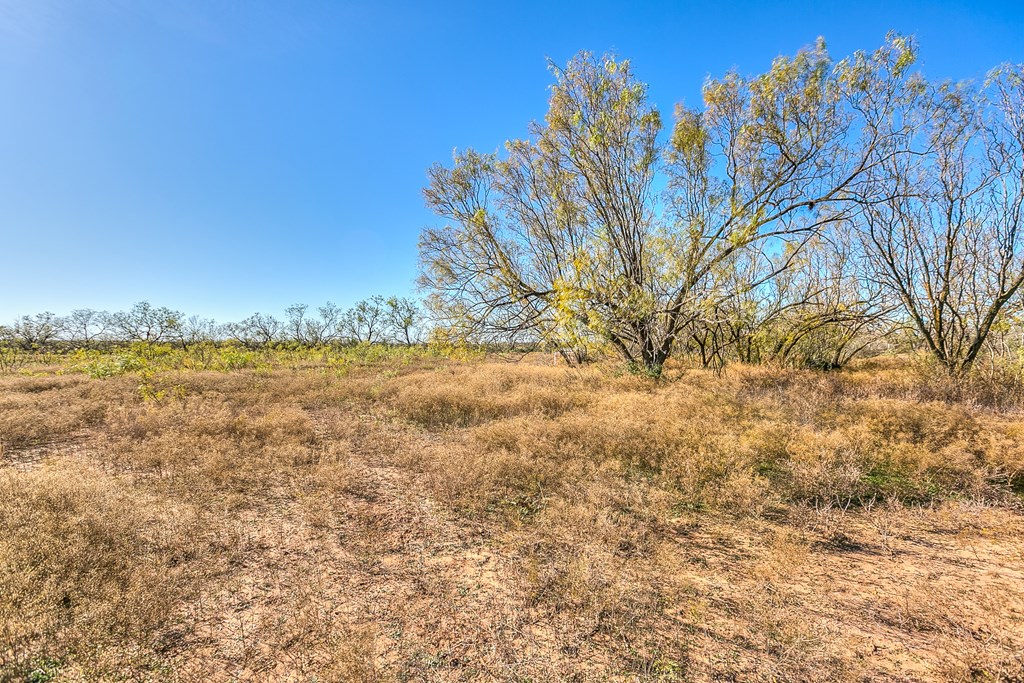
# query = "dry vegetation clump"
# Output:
<box><xmin>375</xmin><ymin>364</ymin><xmax>603</xmax><ymax>428</ymax></box>
<box><xmin>400</xmin><ymin>367</ymin><xmax>1020</xmax><ymax>519</ymax></box>
<box><xmin>1</xmin><ymin>354</ymin><xmax>1023</xmax><ymax>682</ymax></box>
<box><xmin>0</xmin><ymin>375</ymin><xmax>109</xmax><ymax>451</ymax></box>
<box><xmin>102</xmin><ymin>393</ymin><xmax>317</xmax><ymax>493</ymax></box>
<box><xmin>0</xmin><ymin>463</ymin><xmax>225</xmax><ymax>680</ymax></box>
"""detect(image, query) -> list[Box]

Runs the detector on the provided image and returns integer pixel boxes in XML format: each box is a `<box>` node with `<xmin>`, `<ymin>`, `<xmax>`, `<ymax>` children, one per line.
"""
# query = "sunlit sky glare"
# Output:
<box><xmin>1</xmin><ymin>0</ymin><xmax>1022</xmax><ymax>321</ymax></box>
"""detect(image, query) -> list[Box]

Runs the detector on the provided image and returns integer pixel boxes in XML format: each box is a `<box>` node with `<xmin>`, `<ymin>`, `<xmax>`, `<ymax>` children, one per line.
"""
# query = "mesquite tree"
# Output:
<box><xmin>856</xmin><ymin>65</ymin><xmax>1024</xmax><ymax>374</ymax></box>
<box><xmin>420</xmin><ymin>39</ymin><xmax>919</xmax><ymax>375</ymax></box>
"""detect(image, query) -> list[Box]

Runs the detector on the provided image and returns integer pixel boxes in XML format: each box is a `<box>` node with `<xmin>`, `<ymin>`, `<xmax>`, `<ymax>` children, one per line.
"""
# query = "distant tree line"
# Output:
<box><xmin>419</xmin><ymin>35</ymin><xmax>1024</xmax><ymax>376</ymax></box>
<box><xmin>0</xmin><ymin>296</ymin><xmax>427</xmax><ymax>351</ymax></box>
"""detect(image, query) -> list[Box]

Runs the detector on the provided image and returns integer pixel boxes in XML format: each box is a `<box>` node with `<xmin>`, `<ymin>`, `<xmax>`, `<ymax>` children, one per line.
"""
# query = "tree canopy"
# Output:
<box><xmin>420</xmin><ymin>37</ymin><xmax>1024</xmax><ymax>375</ymax></box>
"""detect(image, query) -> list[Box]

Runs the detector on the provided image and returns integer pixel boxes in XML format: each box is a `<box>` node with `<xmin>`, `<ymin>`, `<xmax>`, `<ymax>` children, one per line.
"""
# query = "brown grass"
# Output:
<box><xmin>1</xmin><ymin>355</ymin><xmax>1022</xmax><ymax>682</ymax></box>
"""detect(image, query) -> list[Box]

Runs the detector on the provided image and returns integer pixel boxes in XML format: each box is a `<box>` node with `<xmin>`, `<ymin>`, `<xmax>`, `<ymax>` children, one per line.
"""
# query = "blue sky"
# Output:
<box><xmin>1</xmin><ymin>0</ymin><xmax>1022</xmax><ymax>321</ymax></box>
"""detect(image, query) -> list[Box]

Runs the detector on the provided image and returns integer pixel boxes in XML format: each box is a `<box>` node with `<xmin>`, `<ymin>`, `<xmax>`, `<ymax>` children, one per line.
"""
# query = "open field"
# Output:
<box><xmin>2</xmin><ymin>350</ymin><xmax>1023</xmax><ymax>682</ymax></box>
<box><xmin>5</xmin><ymin>4</ymin><xmax>1024</xmax><ymax>683</ymax></box>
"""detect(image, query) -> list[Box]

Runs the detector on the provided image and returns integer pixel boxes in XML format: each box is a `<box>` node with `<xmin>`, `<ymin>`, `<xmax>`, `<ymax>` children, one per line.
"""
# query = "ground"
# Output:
<box><xmin>1</xmin><ymin>351</ymin><xmax>1023</xmax><ymax>682</ymax></box>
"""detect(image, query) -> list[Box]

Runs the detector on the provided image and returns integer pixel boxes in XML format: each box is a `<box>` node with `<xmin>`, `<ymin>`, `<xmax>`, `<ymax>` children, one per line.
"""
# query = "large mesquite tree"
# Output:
<box><xmin>856</xmin><ymin>65</ymin><xmax>1024</xmax><ymax>374</ymax></box>
<box><xmin>420</xmin><ymin>39</ymin><xmax>918</xmax><ymax>374</ymax></box>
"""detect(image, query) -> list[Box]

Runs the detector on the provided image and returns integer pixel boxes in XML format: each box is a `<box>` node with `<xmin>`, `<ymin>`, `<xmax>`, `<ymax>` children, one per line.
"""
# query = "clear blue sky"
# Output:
<box><xmin>1</xmin><ymin>0</ymin><xmax>1022</xmax><ymax>321</ymax></box>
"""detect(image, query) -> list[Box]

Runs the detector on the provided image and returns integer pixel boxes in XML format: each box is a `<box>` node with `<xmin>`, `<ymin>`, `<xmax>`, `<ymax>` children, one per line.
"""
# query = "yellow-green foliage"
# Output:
<box><xmin>50</xmin><ymin>343</ymin><xmax>458</xmax><ymax>380</ymax></box>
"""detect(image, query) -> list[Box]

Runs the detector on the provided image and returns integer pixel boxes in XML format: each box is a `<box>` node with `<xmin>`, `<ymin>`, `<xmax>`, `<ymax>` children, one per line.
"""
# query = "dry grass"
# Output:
<box><xmin>1</xmin><ymin>355</ymin><xmax>1022</xmax><ymax>682</ymax></box>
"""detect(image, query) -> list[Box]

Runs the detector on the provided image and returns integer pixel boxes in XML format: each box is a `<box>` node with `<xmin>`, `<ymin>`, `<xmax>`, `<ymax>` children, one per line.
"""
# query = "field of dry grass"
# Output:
<box><xmin>2</xmin><ymin>353</ymin><xmax>1023</xmax><ymax>682</ymax></box>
